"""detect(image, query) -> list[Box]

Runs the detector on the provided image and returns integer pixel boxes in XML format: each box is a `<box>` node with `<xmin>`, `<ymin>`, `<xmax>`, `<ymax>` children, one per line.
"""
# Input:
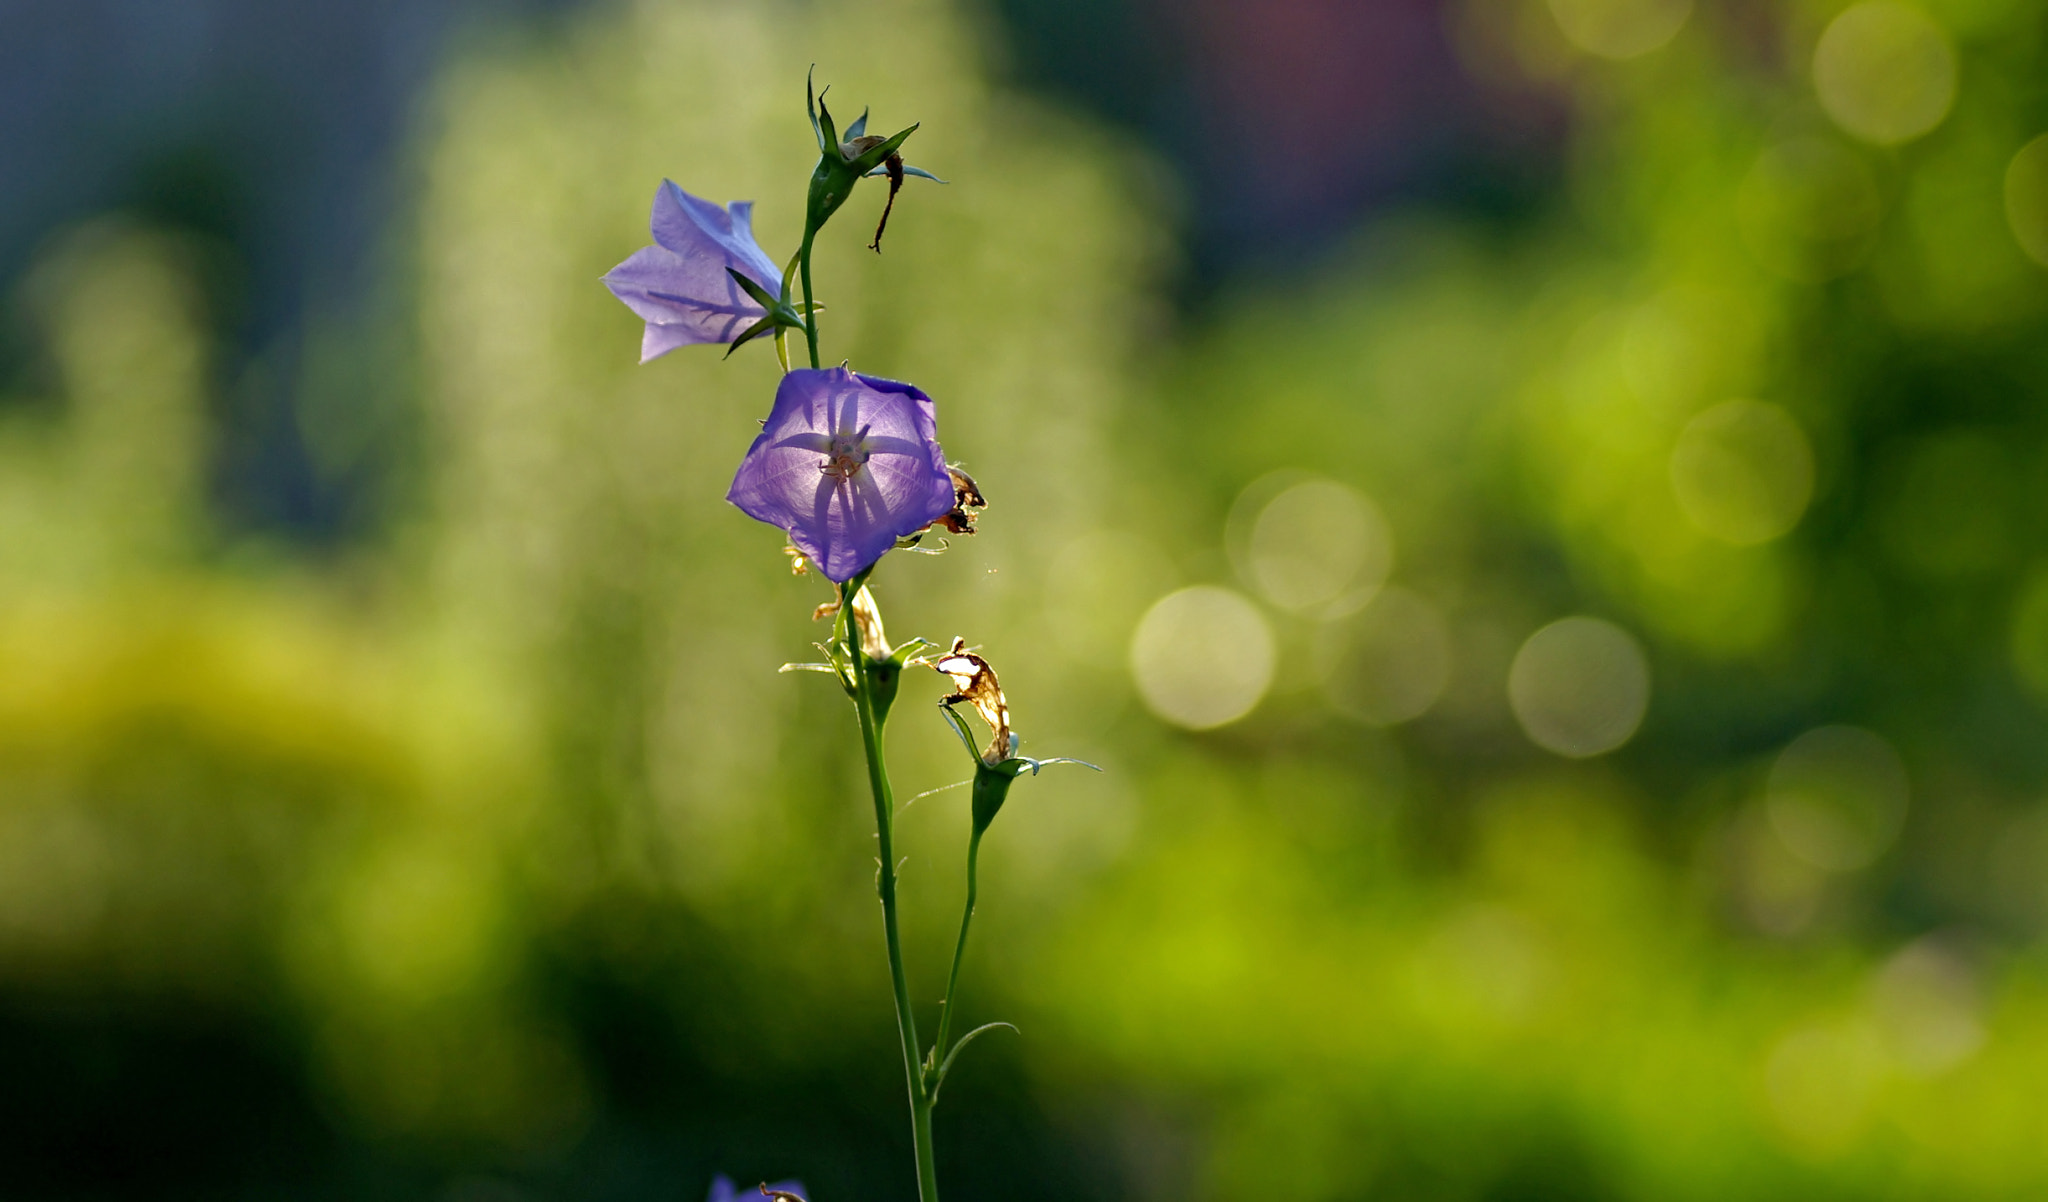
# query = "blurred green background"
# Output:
<box><xmin>4</xmin><ymin>0</ymin><xmax>2048</xmax><ymax>1196</ymax></box>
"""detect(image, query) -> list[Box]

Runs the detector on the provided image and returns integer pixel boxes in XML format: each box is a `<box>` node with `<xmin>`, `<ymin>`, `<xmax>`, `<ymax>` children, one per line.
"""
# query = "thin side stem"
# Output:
<box><xmin>844</xmin><ymin>581</ymin><xmax>940</xmax><ymax>1202</ymax></box>
<box><xmin>931</xmin><ymin>825</ymin><xmax>984</xmax><ymax>1079</ymax></box>
<box><xmin>799</xmin><ymin>228</ymin><xmax>821</xmax><ymax>369</ymax></box>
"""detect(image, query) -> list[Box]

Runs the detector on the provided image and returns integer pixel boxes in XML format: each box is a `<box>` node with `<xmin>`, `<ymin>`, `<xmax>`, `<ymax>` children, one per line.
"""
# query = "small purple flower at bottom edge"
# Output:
<box><xmin>603</xmin><ymin>180</ymin><xmax>784</xmax><ymax>363</ymax></box>
<box><xmin>707</xmin><ymin>1175</ymin><xmax>807</xmax><ymax>1202</ymax></box>
<box><xmin>726</xmin><ymin>366</ymin><xmax>956</xmax><ymax>583</ymax></box>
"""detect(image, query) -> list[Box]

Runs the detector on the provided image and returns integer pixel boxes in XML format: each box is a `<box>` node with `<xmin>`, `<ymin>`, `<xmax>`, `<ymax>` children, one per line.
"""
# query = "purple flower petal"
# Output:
<box><xmin>727</xmin><ymin>366</ymin><xmax>957</xmax><ymax>582</ymax></box>
<box><xmin>603</xmin><ymin>181</ymin><xmax>784</xmax><ymax>362</ymax></box>
<box><xmin>705</xmin><ymin>1176</ymin><xmax>807</xmax><ymax>1202</ymax></box>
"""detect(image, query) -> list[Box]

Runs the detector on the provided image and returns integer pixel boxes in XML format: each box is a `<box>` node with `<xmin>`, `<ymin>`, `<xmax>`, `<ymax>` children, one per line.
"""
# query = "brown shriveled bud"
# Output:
<box><xmin>839</xmin><ymin>135</ymin><xmax>887</xmax><ymax>160</ymax></box>
<box><xmin>812</xmin><ymin>600</ymin><xmax>840</xmax><ymax>623</ymax></box>
<box><xmin>933</xmin><ymin>636</ymin><xmax>1012</xmax><ymax>764</ymax></box>
<box><xmin>930</xmin><ymin>465</ymin><xmax>986</xmax><ymax>535</ymax></box>
<box><xmin>948</xmin><ymin>464</ymin><xmax>984</xmax><ymax>508</ymax></box>
<box><xmin>850</xmin><ymin>585</ymin><xmax>890</xmax><ymax>659</ymax></box>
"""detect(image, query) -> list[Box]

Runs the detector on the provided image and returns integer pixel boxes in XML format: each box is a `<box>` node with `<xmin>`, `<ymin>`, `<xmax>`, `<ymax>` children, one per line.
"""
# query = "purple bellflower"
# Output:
<box><xmin>727</xmin><ymin>366</ymin><xmax>955</xmax><ymax>583</ymax></box>
<box><xmin>603</xmin><ymin>180</ymin><xmax>784</xmax><ymax>363</ymax></box>
<box><xmin>706</xmin><ymin>1176</ymin><xmax>806</xmax><ymax>1202</ymax></box>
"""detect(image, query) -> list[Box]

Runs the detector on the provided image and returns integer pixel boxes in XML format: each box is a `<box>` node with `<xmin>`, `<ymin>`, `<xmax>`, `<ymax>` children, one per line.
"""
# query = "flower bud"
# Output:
<box><xmin>803</xmin><ymin>70</ymin><xmax>938</xmax><ymax>240</ymax></box>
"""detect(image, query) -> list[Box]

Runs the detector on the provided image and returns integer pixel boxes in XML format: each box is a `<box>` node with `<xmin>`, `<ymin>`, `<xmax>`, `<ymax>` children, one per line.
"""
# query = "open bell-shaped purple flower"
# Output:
<box><xmin>603</xmin><ymin>180</ymin><xmax>784</xmax><ymax>363</ymax></box>
<box><xmin>727</xmin><ymin>366</ymin><xmax>956</xmax><ymax>583</ymax></box>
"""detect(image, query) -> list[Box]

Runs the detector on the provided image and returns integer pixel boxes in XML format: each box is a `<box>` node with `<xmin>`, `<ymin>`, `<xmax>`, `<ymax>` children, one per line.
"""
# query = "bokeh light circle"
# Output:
<box><xmin>1870</xmin><ymin>938</ymin><xmax>1984</xmax><ymax>1076</ymax></box>
<box><xmin>1764</xmin><ymin>1023</ymin><xmax>1884</xmax><ymax>1153</ymax></box>
<box><xmin>1130</xmin><ymin>586</ymin><xmax>1276</xmax><ymax>730</ymax></box>
<box><xmin>1813</xmin><ymin>1</ymin><xmax>1956</xmax><ymax>145</ymax></box>
<box><xmin>1239</xmin><ymin>477</ymin><xmax>1393</xmax><ymax>614</ymax></box>
<box><xmin>1669</xmin><ymin>400</ymin><xmax>1815</xmax><ymax>545</ymax></box>
<box><xmin>1765</xmin><ymin>725</ymin><xmax>1909</xmax><ymax>871</ymax></box>
<box><xmin>2005</xmin><ymin>133</ymin><xmax>2048</xmax><ymax>268</ymax></box>
<box><xmin>1322</xmin><ymin>586</ymin><xmax>1454</xmax><ymax>727</ymax></box>
<box><xmin>1545</xmin><ymin>0</ymin><xmax>1693</xmax><ymax>59</ymax></box>
<box><xmin>1507</xmin><ymin>617</ymin><xmax>1651</xmax><ymax>757</ymax></box>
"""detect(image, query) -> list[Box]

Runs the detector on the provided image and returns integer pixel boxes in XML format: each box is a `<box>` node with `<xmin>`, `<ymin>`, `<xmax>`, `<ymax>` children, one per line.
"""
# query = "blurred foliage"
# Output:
<box><xmin>3</xmin><ymin>0</ymin><xmax>2048</xmax><ymax>1198</ymax></box>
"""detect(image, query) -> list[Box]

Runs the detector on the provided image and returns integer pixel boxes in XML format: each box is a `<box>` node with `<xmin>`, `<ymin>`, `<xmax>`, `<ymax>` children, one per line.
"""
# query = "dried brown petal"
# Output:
<box><xmin>869</xmin><ymin>152</ymin><xmax>906</xmax><ymax>252</ymax></box>
<box><xmin>947</xmin><ymin>465</ymin><xmax>985</xmax><ymax>509</ymax></box>
<box><xmin>934</xmin><ymin>636</ymin><xmax>1012</xmax><ymax>764</ymax></box>
<box><xmin>929</xmin><ymin>465</ymin><xmax>987</xmax><ymax>535</ymax></box>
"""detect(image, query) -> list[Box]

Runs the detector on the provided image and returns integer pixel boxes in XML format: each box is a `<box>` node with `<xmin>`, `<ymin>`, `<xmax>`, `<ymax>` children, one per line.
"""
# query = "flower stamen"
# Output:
<box><xmin>820</xmin><ymin>421</ymin><xmax>874</xmax><ymax>481</ymax></box>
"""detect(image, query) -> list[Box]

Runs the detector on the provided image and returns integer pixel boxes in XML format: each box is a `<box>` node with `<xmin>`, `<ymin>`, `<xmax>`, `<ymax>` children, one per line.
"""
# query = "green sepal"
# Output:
<box><xmin>938</xmin><ymin>703</ymin><xmax>984</xmax><ymax>764</ymax></box>
<box><xmin>806</xmin><ymin>67</ymin><xmax>823</xmax><ymax>150</ymax></box>
<box><xmin>723</xmin><ymin>268</ymin><xmax>810</xmax><ymax>352</ymax></box>
<box><xmin>844</xmin><ymin>108</ymin><xmax>869</xmax><ymax>140</ymax></box>
<box><xmin>938</xmin><ymin>705</ymin><xmax>1100</xmax><ymax>834</ymax></box>
<box><xmin>723</xmin><ymin>314</ymin><xmax>780</xmax><ymax>359</ymax></box>
<box><xmin>846</xmin><ymin>123</ymin><xmax>919</xmax><ymax>175</ymax></box>
<box><xmin>725</xmin><ymin>268</ymin><xmax>807</xmax><ymax>325</ymax></box>
<box><xmin>866</xmin><ymin>163</ymin><xmax>947</xmax><ymax>184</ymax></box>
<box><xmin>725</xmin><ymin>266</ymin><xmax>782</xmax><ymax>311</ymax></box>
<box><xmin>780</xmin><ymin>249</ymin><xmax>802</xmax><ymax>304</ymax></box>
<box><xmin>819</xmin><ymin>642</ymin><xmax>857</xmax><ymax>695</ymax></box>
<box><xmin>807</xmin><ymin>68</ymin><xmax>837</xmax><ymax>152</ymax></box>
<box><xmin>886</xmin><ymin>635</ymin><xmax>932</xmax><ymax>667</ymax></box>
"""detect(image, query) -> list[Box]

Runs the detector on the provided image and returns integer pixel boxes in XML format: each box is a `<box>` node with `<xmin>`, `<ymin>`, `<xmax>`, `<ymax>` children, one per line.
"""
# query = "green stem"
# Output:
<box><xmin>913</xmin><ymin>1098</ymin><xmax>939</xmax><ymax>1198</ymax></box>
<box><xmin>931</xmin><ymin>825</ymin><xmax>984</xmax><ymax>1084</ymax></box>
<box><xmin>799</xmin><ymin>228</ymin><xmax>821</xmax><ymax>369</ymax></box>
<box><xmin>843</xmin><ymin>581</ymin><xmax>939</xmax><ymax>1202</ymax></box>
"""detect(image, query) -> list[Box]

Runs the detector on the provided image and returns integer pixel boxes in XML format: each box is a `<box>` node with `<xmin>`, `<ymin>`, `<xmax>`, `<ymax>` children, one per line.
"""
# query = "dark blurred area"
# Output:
<box><xmin>986</xmin><ymin>0</ymin><xmax>1565</xmax><ymax>280</ymax></box>
<box><xmin>3</xmin><ymin>0</ymin><xmax>2048</xmax><ymax>1198</ymax></box>
<box><xmin>0</xmin><ymin>0</ymin><xmax>573</xmax><ymax>541</ymax></box>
